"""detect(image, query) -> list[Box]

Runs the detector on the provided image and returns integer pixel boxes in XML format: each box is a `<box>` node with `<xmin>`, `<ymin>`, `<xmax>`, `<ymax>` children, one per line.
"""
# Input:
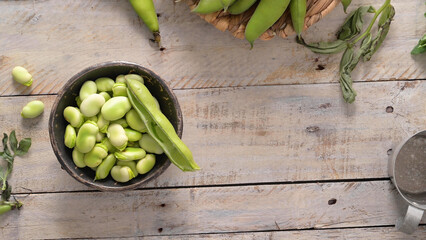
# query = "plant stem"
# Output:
<box><xmin>353</xmin><ymin>0</ymin><xmax>391</xmax><ymax>44</ymax></box>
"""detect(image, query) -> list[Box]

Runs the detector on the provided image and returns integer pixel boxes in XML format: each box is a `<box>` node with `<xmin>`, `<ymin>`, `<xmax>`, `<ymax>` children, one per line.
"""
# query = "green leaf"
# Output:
<box><xmin>363</xmin><ymin>5</ymin><xmax>395</xmax><ymax>61</ymax></box>
<box><xmin>296</xmin><ymin>37</ymin><xmax>347</xmax><ymax>54</ymax></box>
<box><xmin>2</xmin><ymin>133</ymin><xmax>11</xmax><ymax>158</ymax></box>
<box><xmin>15</xmin><ymin>138</ymin><xmax>31</xmax><ymax>156</ymax></box>
<box><xmin>341</xmin><ymin>0</ymin><xmax>352</xmax><ymax>13</ymax></box>
<box><xmin>338</xmin><ymin>6</ymin><xmax>375</xmax><ymax>41</ymax></box>
<box><xmin>411</xmin><ymin>34</ymin><xmax>426</xmax><ymax>55</ymax></box>
<box><xmin>9</xmin><ymin>131</ymin><xmax>17</xmax><ymax>154</ymax></box>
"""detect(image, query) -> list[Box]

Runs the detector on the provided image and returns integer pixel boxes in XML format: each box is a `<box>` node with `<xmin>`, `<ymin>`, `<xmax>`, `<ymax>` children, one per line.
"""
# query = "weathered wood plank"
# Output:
<box><xmin>0</xmin><ymin>181</ymin><xmax>425</xmax><ymax>239</ymax></box>
<box><xmin>132</xmin><ymin>226</ymin><xmax>426</xmax><ymax>240</ymax></box>
<box><xmin>2</xmin><ymin>80</ymin><xmax>424</xmax><ymax>193</ymax></box>
<box><xmin>0</xmin><ymin>0</ymin><xmax>424</xmax><ymax>96</ymax></box>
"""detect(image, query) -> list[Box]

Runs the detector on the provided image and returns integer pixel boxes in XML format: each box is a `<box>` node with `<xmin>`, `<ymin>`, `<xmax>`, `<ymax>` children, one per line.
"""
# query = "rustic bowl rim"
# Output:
<box><xmin>48</xmin><ymin>61</ymin><xmax>182</xmax><ymax>191</ymax></box>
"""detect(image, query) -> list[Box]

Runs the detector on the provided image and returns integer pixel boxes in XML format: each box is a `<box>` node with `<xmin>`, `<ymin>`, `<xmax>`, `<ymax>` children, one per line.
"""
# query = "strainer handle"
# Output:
<box><xmin>396</xmin><ymin>205</ymin><xmax>424</xmax><ymax>234</ymax></box>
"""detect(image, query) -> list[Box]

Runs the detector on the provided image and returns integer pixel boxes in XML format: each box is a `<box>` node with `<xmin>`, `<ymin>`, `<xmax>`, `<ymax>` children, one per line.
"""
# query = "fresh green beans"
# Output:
<box><xmin>245</xmin><ymin>0</ymin><xmax>291</xmax><ymax>48</ymax></box>
<box><xmin>99</xmin><ymin>92</ymin><xmax>112</xmax><ymax>102</ymax></box>
<box><xmin>127</xmin><ymin>79</ymin><xmax>200</xmax><ymax>171</ymax></box>
<box><xmin>79</xmin><ymin>81</ymin><xmax>97</xmax><ymax>101</ymax></box>
<box><xmin>114</xmin><ymin>147</ymin><xmax>146</xmax><ymax>161</ymax></box>
<box><xmin>136</xmin><ymin>154</ymin><xmax>156</xmax><ymax>174</ymax></box>
<box><xmin>95</xmin><ymin>77</ymin><xmax>115</xmax><ymax>92</ymax></box>
<box><xmin>116</xmin><ymin>75</ymin><xmax>126</xmax><ymax>83</ymax></box>
<box><xmin>126</xmin><ymin>109</ymin><xmax>147</xmax><ymax>132</ymax></box>
<box><xmin>290</xmin><ymin>0</ymin><xmax>306</xmax><ymax>38</ymax></box>
<box><xmin>21</xmin><ymin>100</ymin><xmax>44</xmax><ymax>118</ymax></box>
<box><xmin>64</xmin><ymin>125</ymin><xmax>77</xmax><ymax>148</ymax></box>
<box><xmin>12</xmin><ymin>66</ymin><xmax>33</xmax><ymax>86</ymax></box>
<box><xmin>97</xmin><ymin>114</ymin><xmax>110</xmax><ymax>133</ymax></box>
<box><xmin>0</xmin><ymin>205</ymin><xmax>12</xmax><ymax>215</ymax></box>
<box><xmin>75</xmin><ymin>120</ymin><xmax>99</xmax><ymax>153</ymax></box>
<box><xmin>95</xmin><ymin>154</ymin><xmax>116</xmax><ymax>180</ymax></box>
<box><xmin>124</xmin><ymin>128</ymin><xmax>143</xmax><ymax>142</ymax></box>
<box><xmin>139</xmin><ymin>133</ymin><xmax>163</xmax><ymax>154</ymax></box>
<box><xmin>124</xmin><ymin>74</ymin><xmax>144</xmax><ymax>84</ymax></box>
<box><xmin>228</xmin><ymin>0</ymin><xmax>258</xmax><ymax>15</ymax></box>
<box><xmin>72</xmin><ymin>148</ymin><xmax>86</xmax><ymax>168</ymax></box>
<box><xmin>112</xmin><ymin>83</ymin><xmax>128</xmax><ymax>97</ymax></box>
<box><xmin>193</xmin><ymin>0</ymin><xmax>224</xmax><ymax>14</ymax></box>
<box><xmin>84</xmin><ymin>143</ymin><xmax>108</xmax><ymax>168</ymax></box>
<box><xmin>129</xmin><ymin>0</ymin><xmax>161</xmax><ymax>44</ymax></box>
<box><xmin>80</xmin><ymin>94</ymin><xmax>105</xmax><ymax>117</ymax></box>
<box><xmin>101</xmin><ymin>138</ymin><xmax>118</xmax><ymax>153</ymax></box>
<box><xmin>111</xmin><ymin>119</ymin><xmax>129</xmax><ymax>128</ymax></box>
<box><xmin>107</xmin><ymin>123</ymin><xmax>128</xmax><ymax>151</ymax></box>
<box><xmin>117</xmin><ymin>160</ymin><xmax>139</xmax><ymax>177</ymax></box>
<box><xmin>110</xmin><ymin>165</ymin><xmax>135</xmax><ymax>183</ymax></box>
<box><xmin>101</xmin><ymin>96</ymin><xmax>132</xmax><ymax>121</ymax></box>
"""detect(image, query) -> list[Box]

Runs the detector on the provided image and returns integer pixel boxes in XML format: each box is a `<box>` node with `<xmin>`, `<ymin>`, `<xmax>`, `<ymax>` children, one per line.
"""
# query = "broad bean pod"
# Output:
<box><xmin>228</xmin><ymin>0</ymin><xmax>258</xmax><ymax>15</ymax></box>
<box><xmin>290</xmin><ymin>0</ymin><xmax>306</xmax><ymax>38</ymax></box>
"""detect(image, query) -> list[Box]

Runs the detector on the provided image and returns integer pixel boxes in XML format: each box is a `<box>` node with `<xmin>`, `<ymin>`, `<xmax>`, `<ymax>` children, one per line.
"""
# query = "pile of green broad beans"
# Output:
<box><xmin>63</xmin><ymin>74</ymin><xmax>199</xmax><ymax>183</ymax></box>
<box><xmin>193</xmin><ymin>0</ymin><xmax>307</xmax><ymax>47</ymax></box>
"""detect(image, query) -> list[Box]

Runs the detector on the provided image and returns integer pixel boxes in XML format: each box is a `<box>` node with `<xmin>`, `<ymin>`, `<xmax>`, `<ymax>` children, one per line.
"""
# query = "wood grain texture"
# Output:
<box><xmin>0</xmin><ymin>181</ymin><xmax>425</xmax><ymax>239</ymax></box>
<box><xmin>129</xmin><ymin>226</ymin><xmax>426</xmax><ymax>240</ymax></box>
<box><xmin>3</xmin><ymin>80</ymin><xmax>424</xmax><ymax>193</ymax></box>
<box><xmin>0</xmin><ymin>0</ymin><xmax>424</xmax><ymax>96</ymax></box>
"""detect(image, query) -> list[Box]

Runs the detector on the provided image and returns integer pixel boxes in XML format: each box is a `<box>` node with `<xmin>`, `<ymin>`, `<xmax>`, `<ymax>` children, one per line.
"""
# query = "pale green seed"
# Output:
<box><xmin>112</xmin><ymin>82</ymin><xmax>128</xmax><ymax>97</ymax></box>
<box><xmin>139</xmin><ymin>134</ymin><xmax>164</xmax><ymax>154</ymax></box>
<box><xmin>12</xmin><ymin>66</ymin><xmax>33</xmax><ymax>86</ymax></box>
<box><xmin>80</xmin><ymin>94</ymin><xmax>105</xmax><ymax>117</ymax></box>
<box><xmin>97</xmin><ymin>114</ymin><xmax>110</xmax><ymax>133</ymax></box>
<box><xmin>72</xmin><ymin>148</ymin><xmax>86</xmax><ymax>168</ymax></box>
<box><xmin>64</xmin><ymin>124</ymin><xmax>76</xmax><ymax>148</ymax></box>
<box><xmin>117</xmin><ymin>160</ymin><xmax>139</xmax><ymax>177</ymax></box>
<box><xmin>84</xmin><ymin>143</ymin><xmax>108</xmax><ymax>168</ymax></box>
<box><xmin>21</xmin><ymin>100</ymin><xmax>44</xmax><ymax>118</ymax></box>
<box><xmin>126</xmin><ymin>109</ymin><xmax>147</xmax><ymax>132</ymax></box>
<box><xmin>99</xmin><ymin>92</ymin><xmax>111</xmax><ymax>102</ymax></box>
<box><xmin>107</xmin><ymin>123</ymin><xmax>128</xmax><ymax>151</ymax></box>
<box><xmin>64</xmin><ymin>106</ymin><xmax>84</xmax><ymax>128</ymax></box>
<box><xmin>136</xmin><ymin>154</ymin><xmax>156</xmax><ymax>174</ymax></box>
<box><xmin>114</xmin><ymin>147</ymin><xmax>146</xmax><ymax>161</ymax></box>
<box><xmin>95</xmin><ymin>154</ymin><xmax>116</xmax><ymax>180</ymax></box>
<box><xmin>79</xmin><ymin>81</ymin><xmax>97</xmax><ymax>101</ymax></box>
<box><xmin>101</xmin><ymin>96</ymin><xmax>132</xmax><ymax>121</ymax></box>
<box><xmin>110</xmin><ymin>165</ymin><xmax>135</xmax><ymax>183</ymax></box>
<box><xmin>124</xmin><ymin>74</ymin><xmax>144</xmax><ymax>84</ymax></box>
<box><xmin>95</xmin><ymin>77</ymin><xmax>115</xmax><ymax>92</ymax></box>
<box><xmin>75</xmin><ymin>120</ymin><xmax>99</xmax><ymax>153</ymax></box>
<box><xmin>116</xmin><ymin>74</ymin><xmax>126</xmax><ymax>83</ymax></box>
<box><xmin>124</xmin><ymin>128</ymin><xmax>143</xmax><ymax>142</ymax></box>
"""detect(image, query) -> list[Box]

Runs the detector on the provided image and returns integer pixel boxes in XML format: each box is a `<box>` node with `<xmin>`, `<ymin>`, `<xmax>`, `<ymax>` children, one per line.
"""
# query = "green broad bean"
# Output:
<box><xmin>111</xmin><ymin>119</ymin><xmax>128</xmax><ymax>128</ymax></box>
<box><xmin>290</xmin><ymin>0</ymin><xmax>306</xmax><ymax>38</ymax></box>
<box><xmin>192</xmin><ymin>0</ymin><xmax>224</xmax><ymax>14</ymax></box>
<box><xmin>127</xmin><ymin>79</ymin><xmax>200</xmax><ymax>171</ymax></box>
<box><xmin>117</xmin><ymin>160</ymin><xmax>139</xmax><ymax>177</ymax></box>
<box><xmin>101</xmin><ymin>138</ymin><xmax>118</xmax><ymax>153</ymax></box>
<box><xmin>21</xmin><ymin>100</ymin><xmax>44</xmax><ymax>118</ymax></box>
<box><xmin>96</xmin><ymin>132</ymin><xmax>105</xmax><ymax>142</ymax></box>
<box><xmin>114</xmin><ymin>147</ymin><xmax>146</xmax><ymax>161</ymax></box>
<box><xmin>95</xmin><ymin>77</ymin><xmax>115</xmax><ymax>92</ymax></box>
<box><xmin>116</xmin><ymin>74</ymin><xmax>126</xmax><ymax>83</ymax></box>
<box><xmin>136</xmin><ymin>154</ymin><xmax>156</xmax><ymax>174</ymax></box>
<box><xmin>139</xmin><ymin>133</ymin><xmax>164</xmax><ymax>154</ymax></box>
<box><xmin>95</xmin><ymin>154</ymin><xmax>116</xmax><ymax>180</ymax></box>
<box><xmin>127</xmin><ymin>141</ymin><xmax>140</xmax><ymax>148</ymax></box>
<box><xmin>124</xmin><ymin>74</ymin><xmax>144</xmax><ymax>84</ymax></box>
<box><xmin>126</xmin><ymin>109</ymin><xmax>147</xmax><ymax>132</ymax></box>
<box><xmin>101</xmin><ymin>96</ymin><xmax>132</xmax><ymax>121</ymax></box>
<box><xmin>110</xmin><ymin>165</ymin><xmax>135</xmax><ymax>183</ymax></box>
<box><xmin>245</xmin><ymin>0</ymin><xmax>291</xmax><ymax>48</ymax></box>
<box><xmin>83</xmin><ymin>143</ymin><xmax>108</xmax><ymax>168</ymax></box>
<box><xmin>12</xmin><ymin>66</ymin><xmax>33</xmax><ymax>86</ymax></box>
<box><xmin>124</xmin><ymin>128</ymin><xmax>143</xmax><ymax>142</ymax></box>
<box><xmin>79</xmin><ymin>81</ymin><xmax>97</xmax><ymax>101</ymax></box>
<box><xmin>72</xmin><ymin>148</ymin><xmax>86</xmax><ymax>168</ymax></box>
<box><xmin>64</xmin><ymin>106</ymin><xmax>84</xmax><ymax>128</ymax></box>
<box><xmin>112</xmin><ymin>82</ymin><xmax>128</xmax><ymax>97</ymax></box>
<box><xmin>99</xmin><ymin>92</ymin><xmax>111</xmax><ymax>102</ymax></box>
<box><xmin>64</xmin><ymin>124</ymin><xmax>76</xmax><ymax>148</ymax></box>
<box><xmin>75</xmin><ymin>120</ymin><xmax>99</xmax><ymax>153</ymax></box>
<box><xmin>107</xmin><ymin>123</ymin><xmax>128</xmax><ymax>151</ymax></box>
<box><xmin>97</xmin><ymin>114</ymin><xmax>110</xmax><ymax>133</ymax></box>
<box><xmin>80</xmin><ymin>94</ymin><xmax>105</xmax><ymax>117</ymax></box>
<box><xmin>75</xmin><ymin>96</ymin><xmax>82</xmax><ymax>107</ymax></box>
<box><xmin>129</xmin><ymin>0</ymin><xmax>160</xmax><ymax>43</ymax></box>
<box><xmin>228</xmin><ymin>0</ymin><xmax>258</xmax><ymax>15</ymax></box>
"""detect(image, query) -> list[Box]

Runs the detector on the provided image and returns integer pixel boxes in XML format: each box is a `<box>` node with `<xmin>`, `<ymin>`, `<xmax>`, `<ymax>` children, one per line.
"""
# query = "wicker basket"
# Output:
<box><xmin>187</xmin><ymin>0</ymin><xmax>341</xmax><ymax>40</ymax></box>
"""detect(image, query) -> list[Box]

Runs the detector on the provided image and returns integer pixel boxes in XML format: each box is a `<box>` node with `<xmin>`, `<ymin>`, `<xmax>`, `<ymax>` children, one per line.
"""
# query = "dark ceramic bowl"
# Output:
<box><xmin>49</xmin><ymin>61</ymin><xmax>182</xmax><ymax>191</ymax></box>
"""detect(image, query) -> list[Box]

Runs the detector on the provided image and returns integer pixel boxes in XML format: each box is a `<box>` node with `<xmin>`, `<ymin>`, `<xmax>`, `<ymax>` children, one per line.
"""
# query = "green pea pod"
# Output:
<box><xmin>245</xmin><ymin>0</ymin><xmax>291</xmax><ymax>48</ymax></box>
<box><xmin>290</xmin><ymin>0</ymin><xmax>306</xmax><ymax>38</ymax></box>
<box><xmin>126</xmin><ymin>79</ymin><xmax>200</xmax><ymax>171</ymax></box>
<box><xmin>129</xmin><ymin>0</ymin><xmax>161</xmax><ymax>44</ymax></box>
<box><xmin>0</xmin><ymin>204</ymin><xmax>12</xmax><ymax>215</ymax></box>
<box><xmin>95</xmin><ymin>154</ymin><xmax>116</xmax><ymax>180</ymax></box>
<box><xmin>228</xmin><ymin>0</ymin><xmax>258</xmax><ymax>15</ymax></box>
<box><xmin>192</xmin><ymin>0</ymin><xmax>224</xmax><ymax>14</ymax></box>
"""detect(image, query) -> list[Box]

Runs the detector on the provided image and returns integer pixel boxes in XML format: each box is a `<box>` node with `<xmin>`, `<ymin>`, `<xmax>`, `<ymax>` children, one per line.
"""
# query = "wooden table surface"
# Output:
<box><xmin>0</xmin><ymin>0</ymin><xmax>425</xmax><ymax>239</ymax></box>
